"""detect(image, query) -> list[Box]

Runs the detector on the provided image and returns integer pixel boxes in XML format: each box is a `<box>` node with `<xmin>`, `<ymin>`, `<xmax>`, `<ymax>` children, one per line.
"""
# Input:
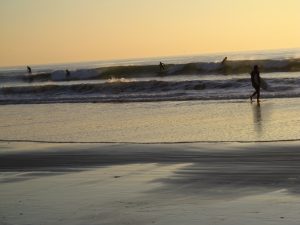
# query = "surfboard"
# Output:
<box><xmin>260</xmin><ymin>78</ymin><xmax>268</xmax><ymax>90</ymax></box>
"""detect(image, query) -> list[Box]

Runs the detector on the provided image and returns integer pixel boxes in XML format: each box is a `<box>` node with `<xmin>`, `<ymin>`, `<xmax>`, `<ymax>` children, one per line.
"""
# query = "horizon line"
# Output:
<box><xmin>1</xmin><ymin>46</ymin><xmax>299</xmax><ymax>70</ymax></box>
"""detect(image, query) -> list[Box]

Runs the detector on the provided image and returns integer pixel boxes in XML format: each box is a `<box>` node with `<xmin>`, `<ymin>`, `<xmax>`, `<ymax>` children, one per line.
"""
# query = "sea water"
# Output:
<box><xmin>0</xmin><ymin>49</ymin><xmax>300</xmax><ymax>143</ymax></box>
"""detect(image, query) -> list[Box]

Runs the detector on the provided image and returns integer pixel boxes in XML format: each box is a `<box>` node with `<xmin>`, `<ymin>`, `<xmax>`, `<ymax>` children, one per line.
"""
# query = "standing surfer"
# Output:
<box><xmin>27</xmin><ymin>66</ymin><xmax>32</xmax><ymax>74</ymax></box>
<box><xmin>221</xmin><ymin>57</ymin><xmax>227</xmax><ymax>65</ymax></box>
<box><xmin>250</xmin><ymin>65</ymin><xmax>261</xmax><ymax>103</ymax></box>
<box><xmin>66</xmin><ymin>69</ymin><xmax>71</xmax><ymax>79</ymax></box>
<box><xmin>159</xmin><ymin>62</ymin><xmax>165</xmax><ymax>72</ymax></box>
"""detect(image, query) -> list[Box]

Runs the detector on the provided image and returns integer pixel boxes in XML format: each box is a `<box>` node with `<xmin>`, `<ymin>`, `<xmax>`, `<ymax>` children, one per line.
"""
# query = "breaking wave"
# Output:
<box><xmin>1</xmin><ymin>76</ymin><xmax>300</xmax><ymax>104</ymax></box>
<box><xmin>1</xmin><ymin>58</ymin><xmax>300</xmax><ymax>83</ymax></box>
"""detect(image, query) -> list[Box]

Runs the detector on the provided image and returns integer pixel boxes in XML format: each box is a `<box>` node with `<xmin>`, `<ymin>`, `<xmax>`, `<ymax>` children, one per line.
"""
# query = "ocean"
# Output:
<box><xmin>0</xmin><ymin>49</ymin><xmax>300</xmax><ymax>143</ymax></box>
<box><xmin>0</xmin><ymin>48</ymin><xmax>300</xmax><ymax>104</ymax></box>
<box><xmin>3</xmin><ymin>1</ymin><xmax>300</xmax><ymax>223</ymax></box>
<box><xmin>1</xmin><ymin>49</ymin><xmax>300</xmax><ymax>225</ymax></box>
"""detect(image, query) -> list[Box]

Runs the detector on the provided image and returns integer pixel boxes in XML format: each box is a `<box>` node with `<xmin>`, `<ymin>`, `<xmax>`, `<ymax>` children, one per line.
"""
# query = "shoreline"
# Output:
<box><xmin>1</xmin><ymin>95</ymin><xmax>300</xmax><ymax>106</ymax></box>
<box><xmin>1</xmin><ymin>138</ymin><xmax>300</xmax><ymax>144</ymax></box>
<box><xmin>1</xmin><ymin>97</ymin><xmax>300</xmax><ymax>224</ymax></box>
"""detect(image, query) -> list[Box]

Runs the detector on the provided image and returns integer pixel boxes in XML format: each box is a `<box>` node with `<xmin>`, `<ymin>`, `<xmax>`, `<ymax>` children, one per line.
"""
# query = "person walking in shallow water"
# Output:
<box><xmin>250</xmin><ymin>65</ymin><xmax>261</xmax><ymax>103</ymax></box>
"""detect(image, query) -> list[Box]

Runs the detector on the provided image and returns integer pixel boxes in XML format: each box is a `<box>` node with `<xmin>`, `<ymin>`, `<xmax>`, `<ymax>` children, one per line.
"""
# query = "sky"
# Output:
<box><xmin>0</xmin><ymin>0</ymin><xmax>300</xmax><ymax>67</ymax></box>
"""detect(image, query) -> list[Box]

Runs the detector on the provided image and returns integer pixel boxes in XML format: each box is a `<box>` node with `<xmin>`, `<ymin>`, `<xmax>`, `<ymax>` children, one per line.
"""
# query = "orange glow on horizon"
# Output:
<box><xmin>0</xmin><ymin>0</ymin><xmax>300</xmax><ymax>67</ymax></box>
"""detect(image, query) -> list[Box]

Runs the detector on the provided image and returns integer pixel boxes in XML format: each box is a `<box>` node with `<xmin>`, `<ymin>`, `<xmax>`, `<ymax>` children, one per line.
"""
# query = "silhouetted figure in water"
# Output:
<box><xmin>250</xmin><ymin>65</ymin><xmax>261</xmax><ymax>103</ymax></box>
<box><xmin>221</xmin><ymin>57</ymin><xmax>227</xmax><ymax>65</ymax></box>
<box><xmin>159</xmin><ymin>62</ymin><xmax>165</xmax><ymax>72</ymax></box>
<box><xmin>27</xmin><ymin>66</ymin><xmax>32</xmax><ymax>74</ymax></box>
<box><xmin>66</xmin><ymin>69</ymin><xmax>71</xmax><ymax>79</ymax></box>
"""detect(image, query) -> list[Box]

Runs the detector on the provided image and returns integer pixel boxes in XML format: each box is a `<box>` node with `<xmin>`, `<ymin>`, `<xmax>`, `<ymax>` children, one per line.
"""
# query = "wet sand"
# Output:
<box><xmin>1</xmin><ymin>142</ymin><xmax>300</xmax><ymax>225</ymax></box>
<box><xmin>0</xmin><ymin>98</ymin><xmax>300</xmax><ymax>143</ymax></box>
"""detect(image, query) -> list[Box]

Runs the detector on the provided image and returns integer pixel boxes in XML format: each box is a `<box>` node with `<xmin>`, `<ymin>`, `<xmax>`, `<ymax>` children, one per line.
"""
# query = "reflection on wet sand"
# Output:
<box><xmin>252</xmin><ymin>102</ymin><xmax>272</xmax><ymax>137</ymax></box>
<box><xmin>252</xmin><ymin>103</ymin><xmax>262</xmax><ymax>134</ymax></box>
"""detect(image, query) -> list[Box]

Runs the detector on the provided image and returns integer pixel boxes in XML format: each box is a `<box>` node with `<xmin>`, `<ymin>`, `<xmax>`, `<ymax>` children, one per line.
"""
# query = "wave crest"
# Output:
<box><xmin>2</xmin><ymin>58</ymin><xmax>300</xmax><ymax>83</ymax></box>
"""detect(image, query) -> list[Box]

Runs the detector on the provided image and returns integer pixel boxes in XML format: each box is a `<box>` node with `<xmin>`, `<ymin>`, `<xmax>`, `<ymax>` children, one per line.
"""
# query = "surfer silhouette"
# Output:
<box><xmin>221</xmin><ymin>57</ymin><xmax>227</xmax><ymax>65</ymax></box>
<box><xmin>250</xmin><ymin>65</ymin><xmax>261</xmax><ymax>103</ymax></box>
<box><xmin>159</xmin><ymin>62</ymin><xmax>165</xmax><ymax>72</ymax></box>
<box><xmin>66</xmin><ymin>69</ymin><xmax>71</xmax><ymax>79</ymax></box>
<box><xmin>27</xmin><ymin>66</ymin><xmax>32</xmax><ymax>74</ymax></box>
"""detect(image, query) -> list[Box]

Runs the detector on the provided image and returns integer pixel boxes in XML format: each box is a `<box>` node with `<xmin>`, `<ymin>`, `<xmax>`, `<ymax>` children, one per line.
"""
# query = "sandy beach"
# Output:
<box><xmin>1</xmin><ymin>98</ymin><xmax>300</xmax><ymax>224</ymax></box>
<box><xmin>1</xmin><ymin>141</ymin><xmax>300</xmax><ymax>225</ymax></box>
<box><xmin>2</xmin><ymin>1</ymin><xmax>300</xmax><ymax>224</ymax></box>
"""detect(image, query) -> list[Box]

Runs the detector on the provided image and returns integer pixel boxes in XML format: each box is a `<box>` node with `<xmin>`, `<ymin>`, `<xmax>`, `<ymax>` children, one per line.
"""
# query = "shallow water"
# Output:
<box><xmin>0</xmin><ymin>98</ymin><xmax>299</xmax><ymax>143</ymax></box>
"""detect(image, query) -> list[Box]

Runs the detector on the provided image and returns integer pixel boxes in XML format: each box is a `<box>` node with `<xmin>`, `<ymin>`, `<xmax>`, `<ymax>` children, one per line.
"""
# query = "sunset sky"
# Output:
<box><xmin>1</xmin><ymin>0</ymin><xmax>300</xmax><ymax>67</ymax></box>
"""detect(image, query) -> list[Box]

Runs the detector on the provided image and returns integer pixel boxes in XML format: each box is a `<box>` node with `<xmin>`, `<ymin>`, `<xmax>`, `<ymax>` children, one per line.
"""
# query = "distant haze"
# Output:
<box><xmin>0</xmin><ymin>0</ymin><xmax>300</xmax><ymax>67</ymax></box>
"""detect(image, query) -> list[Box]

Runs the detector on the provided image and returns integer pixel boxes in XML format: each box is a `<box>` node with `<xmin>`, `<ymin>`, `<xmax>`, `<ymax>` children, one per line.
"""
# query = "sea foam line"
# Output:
<box><xmin>1</xmin><ymin>139</ymin><xmax>300</xmax><ymax>144</ymax></box>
